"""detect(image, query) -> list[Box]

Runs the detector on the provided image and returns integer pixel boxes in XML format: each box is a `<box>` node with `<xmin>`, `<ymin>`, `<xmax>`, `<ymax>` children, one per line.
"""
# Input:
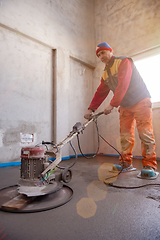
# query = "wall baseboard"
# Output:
<box><xmin>0</xmin><ymin>153</ymin><xmax>159</xmax><ymax>168</ymax></box>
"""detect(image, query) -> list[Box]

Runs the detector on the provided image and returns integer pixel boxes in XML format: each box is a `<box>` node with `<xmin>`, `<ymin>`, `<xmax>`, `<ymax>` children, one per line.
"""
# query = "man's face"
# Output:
<box><xmin>97</xmin><ymin>50</ymin><xmax>113</xmax><ymax>64</ymax></box>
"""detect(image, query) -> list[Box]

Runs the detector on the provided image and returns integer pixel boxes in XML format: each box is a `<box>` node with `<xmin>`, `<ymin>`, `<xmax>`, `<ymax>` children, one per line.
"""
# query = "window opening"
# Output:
<box><xmin>134</xmin><ymin>54</ymin><xmax>160</xmax><ymax>103</ymax></box>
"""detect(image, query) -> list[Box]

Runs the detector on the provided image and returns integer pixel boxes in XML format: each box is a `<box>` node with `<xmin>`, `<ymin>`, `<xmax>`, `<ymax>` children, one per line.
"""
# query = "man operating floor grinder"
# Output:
<box><xmin>84</xmin><ymin>42</ymin><xmax>158</xmax><ymax>180</ymax></box>
<box><xmin>0</xmin><ymin>43</ymin><xmax>159</xmax><ymax>214</ymax></box>
<box><xmin>0</xmin><ymin>112</ymin><xmax>104</xmax><ymax>213</ymax></box>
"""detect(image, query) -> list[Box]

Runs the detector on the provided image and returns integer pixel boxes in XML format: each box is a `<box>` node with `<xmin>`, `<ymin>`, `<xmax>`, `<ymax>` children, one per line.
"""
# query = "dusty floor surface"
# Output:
<box><xmin>0</xmin><ymin>155</ymin><xmax>160</xmax><ymax>240</ymax></box>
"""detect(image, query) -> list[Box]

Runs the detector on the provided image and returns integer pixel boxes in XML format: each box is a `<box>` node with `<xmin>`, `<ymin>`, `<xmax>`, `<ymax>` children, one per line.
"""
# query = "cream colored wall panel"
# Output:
<box><xmin>95</xmin><ymin>0</ymin><xmax>160</xmax><ymax>56</ymax></box>
<box><xmin>0</xmin><ymin>0</ymin><xmax>95</xmax><ymax>62</ymax></box>
<box><xmin>0</xmin><ymin>27</ymin><xmax>53</xmax><ymax>162</ymax></box>
<box><xmin>68</xmin><ymin>57</ymin><xmax>96</xmax><ymax>156</ymax></box>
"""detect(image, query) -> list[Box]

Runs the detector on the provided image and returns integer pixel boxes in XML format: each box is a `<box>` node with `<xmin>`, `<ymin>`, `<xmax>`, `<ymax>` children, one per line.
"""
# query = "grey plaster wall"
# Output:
<box><xmin>0</xmin><ymin>0</ymin><xmax>95</xmax><ymax>61</ymax></box>
<box><xmin>1</xmin><ymin>0</ymin><xmax>160</xmax><ymax>163</ymax></box>
<box><xmin>95</xmin><ymin>0</ymin><xmax>160</xmax><ymax>56</ymax></box>
<box><xmin>0</xmin><ymin>0</ymin><xmax>95</xmax><ymax>163</ymax></box>
<box><xmin>94</xmin><ymin>0</ymin><xmax>160</xmax><ymax>158</ymax></box>
<box><xmin>68</xmin><ymin>58</ymin><xmax>96</xmax><ymax>155</ymax></box>
<box><xmin>0</xmin><ymin>27</ymin><xmax>53</xmax><ymax>162</ymax></box>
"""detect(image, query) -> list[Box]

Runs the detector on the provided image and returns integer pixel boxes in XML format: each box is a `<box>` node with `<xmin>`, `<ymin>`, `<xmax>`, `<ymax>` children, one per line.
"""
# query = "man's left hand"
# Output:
<box><xmin>104</xmin><ymin>104</ymin><xmax>114</xmax><ymax>115</ymax></box>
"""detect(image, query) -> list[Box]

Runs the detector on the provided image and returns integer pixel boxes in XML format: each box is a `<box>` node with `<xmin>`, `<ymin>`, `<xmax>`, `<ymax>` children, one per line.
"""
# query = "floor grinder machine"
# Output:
<box><xmin>0</xmin><ymin>112</ymin><xmax>103</xmax><ymax>213</ymax></box>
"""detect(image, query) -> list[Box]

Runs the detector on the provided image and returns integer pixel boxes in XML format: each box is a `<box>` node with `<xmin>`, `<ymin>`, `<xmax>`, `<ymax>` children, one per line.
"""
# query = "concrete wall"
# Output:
<box><xmin>95</xmin><ymin>0</ymin><xmax>160</xmax><ymax>56</ymax></box>
<box><xmin>1</xmin><ymin>0</ymin><xmax>160</xmax><ymax>163</ymax></box>
<box><xmin>0</xmin><ymin>0</ymin><xmax>95</xmax><ymax>163</ymax></box>
<box><xmin>0</xmin><ymin>27</ymin><xmax>53</xmax><ymax>162</ymax></box>
<box><xmin>94</xmin><ymin>0</ymin><xmax>160</xmax><ymax>158</ymax></box>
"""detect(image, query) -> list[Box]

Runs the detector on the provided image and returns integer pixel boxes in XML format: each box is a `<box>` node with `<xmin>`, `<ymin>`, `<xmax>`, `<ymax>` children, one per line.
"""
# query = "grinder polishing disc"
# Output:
<box><xmin>18</xmin><ymin>181</ymin><xmax>63</xmax><ymax>197</ymax></box>
<box><xmin>0</xmin><ymin>184</ymin><xmax>73</xmax><ymax>213</ymax></box>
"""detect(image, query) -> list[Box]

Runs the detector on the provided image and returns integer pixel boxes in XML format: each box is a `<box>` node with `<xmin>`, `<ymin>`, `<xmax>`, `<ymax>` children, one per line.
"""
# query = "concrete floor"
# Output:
<box><xmin>0</xmin><ymin>155</ymin><xmax>160</xmax><ymax>240</ymax></box>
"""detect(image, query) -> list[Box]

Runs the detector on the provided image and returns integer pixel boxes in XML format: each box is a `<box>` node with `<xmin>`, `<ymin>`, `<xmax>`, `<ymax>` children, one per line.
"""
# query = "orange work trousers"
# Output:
<box><xmin>118</xmin><ymin>98</ymin><xmax>157</xmax><ymax>169</ymax></box>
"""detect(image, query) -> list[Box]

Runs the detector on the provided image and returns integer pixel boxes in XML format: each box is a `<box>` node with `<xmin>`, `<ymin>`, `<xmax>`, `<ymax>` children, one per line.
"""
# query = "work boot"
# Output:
<box><xmin>137</xmin><ymin>166</ymin><xmax>158</xmax><ymax>179</ymax></box>
<box><xmin>141</xmin><ymin>166</ymin><xmax>156</xmax><ymax>177</ymax></box>
<box><xmin>143</xmin><ymin>166</ymin><xmax>155</xmax><ymax>172</ymax></box>
<box><xmin>112</xmin><ymin>162</ymin><xmax>133</xmax><ymax>172</ymax></box>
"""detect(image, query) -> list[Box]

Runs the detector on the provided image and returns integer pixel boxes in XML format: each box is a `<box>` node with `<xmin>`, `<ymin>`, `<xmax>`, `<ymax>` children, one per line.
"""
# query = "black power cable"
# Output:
<box><xmin>76</xmin><ymin>118</ymin><xmax>100</xmax><ymax>159</ymax></box>
<box><xmin>108</xmin><ymin>183</ymin><xmax>160</xmax><ymax>189</ymax></box>
<box><xmin>57</xmin><ymin>141</ymin><xmax>77</xmax><ymax>169</ymax></box>
<box><xmin>77</xmin><ymin>117</ymin><xmax>124</xmax><ymax>176</ymax></box>
<box><xmin>77</xmin><ymin>115</ymin><xmax>160</xmax><ymax>189</ymax></box>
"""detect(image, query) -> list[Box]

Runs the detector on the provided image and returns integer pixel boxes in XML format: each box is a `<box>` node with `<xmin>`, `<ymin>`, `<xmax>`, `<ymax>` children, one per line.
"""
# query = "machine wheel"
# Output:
<box><xmin>62</xmin><ymin>168</ymin><xmax>72</xmax><ymax>183</ymax></box>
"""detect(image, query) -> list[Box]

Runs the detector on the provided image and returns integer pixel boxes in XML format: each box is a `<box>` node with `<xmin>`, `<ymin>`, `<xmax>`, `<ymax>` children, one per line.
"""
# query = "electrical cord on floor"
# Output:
<box><xmin>76</xmin><ymin>118</ymin><xmax>100</xmax><ymax>159</ymax></box>
<box><xmin>36</xmin><ymin>140</ymin><xmax>77</xmax><ymax>171</ymax></box>
<box><xmin>108</xmin><ymin>183</ymin><xmax>160</xmax><ymax>189</ymax></box>
<box><xmin>98</xmin><ymin>132</ymin><xmax>124</xmax><ymax>178</ymax></box>
<box><xmin>77</xmin><ymin>117</ymin><xmax>124</xmax><ymax>176</ymax></box>
<box><xmin>57</xmin><ymin>140</ymin><xmax>77</xmax><ymax>170</ymax></box>
<box><xmin>98</xmin><ymin>129</ymin><xmax>160</xmax><ymax>188</ymax></box>
<box><xmin>99</xmin><ymin>130</ymin><xmax>160</xmax><ymax>188</ymax></box>
<box><xmin>77</xmin><ymin>115</ymin><xmax>160</xmax><ymax>189</ymax></box>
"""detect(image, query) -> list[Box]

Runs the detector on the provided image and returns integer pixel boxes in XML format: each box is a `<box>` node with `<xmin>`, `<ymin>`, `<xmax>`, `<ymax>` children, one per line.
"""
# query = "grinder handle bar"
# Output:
<box><xmin>89</xmin><ymin>111</ymin><xmax>104</xmax><ymax>119</ymax></box>
<box><xmin>40</xmin><ymin>111</ymin><xmax>104</xmax><ymax>179</ymax></box>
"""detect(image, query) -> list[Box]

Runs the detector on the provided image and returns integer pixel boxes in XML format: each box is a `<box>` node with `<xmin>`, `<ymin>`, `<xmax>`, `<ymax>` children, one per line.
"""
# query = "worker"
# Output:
<box><xmin>84</xmin><ymin>42</ymin><xmax>157</xmax><ymax>178</ymax></box>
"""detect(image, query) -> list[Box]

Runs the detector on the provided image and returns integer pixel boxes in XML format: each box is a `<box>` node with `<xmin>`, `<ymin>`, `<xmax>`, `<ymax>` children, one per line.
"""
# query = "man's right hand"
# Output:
<box><xmin>84</xmin><ymin>109</ymin><xmax>93</xmax><ymax>119</ymax></box>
